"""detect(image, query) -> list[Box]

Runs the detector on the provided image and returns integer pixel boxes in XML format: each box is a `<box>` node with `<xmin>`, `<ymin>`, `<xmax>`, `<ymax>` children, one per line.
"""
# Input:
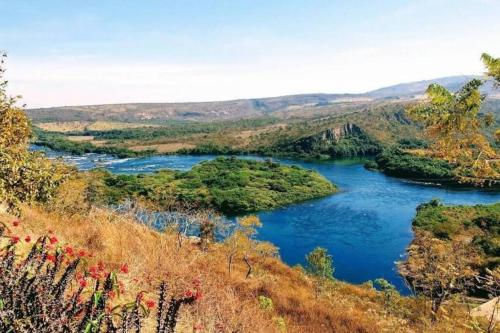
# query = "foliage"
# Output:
<box><xmin>0</xmin><ymin>54</ymin><xmax>69</xmax><ymax>211</ymax></box>
<box><xmin>408</xmin><ymin>77</ymin><xmax>499</xmax><ymax>184</ymax></box>
<box><xmin>373</xmin><ymin>148</ymin><xmax>455</xmax><ymax>182</ymax></box>
<box><xmin>258</xmin><ymin>295</ymin><xmax>274</xmax><ymax>311</ymax></box>
<box><xmin>401</xmin><ymin>201</ymin><xmax>500</xmax><ymax>320</ymax></box>
<box><xmin>398</xmin><ymin>230</ymin><xmax>481</xmax><ymax>320</ymax></box>
<box><xmin>34</xmin><ymin>128</ymin><xmax>156</xmax><ymax>158</ymax></box>
<box><xmin>397</xmin><ymin>138</ymin><xmax>429</xmax><ymax>149</ymax></box>
<box><xmin>306</xmin><ymin>247</ymin><xmax>334</xmax><ymax>280</ymax></box>
<box><xmin>0</xmin><ymin>230</ymin><xmax>198</xmax><ymax>332</ymax></box>
<box><xmin>373</xmin><ymin>278</ymin><xmax>405</xmax><ymax>315</ymax></box>
<box><xmin>413</xmin><ymin>201</ymin><xmax>500</xmax><ymax>268</ymax></box>
<box><xmin>272</xmin><ymin>130</ymin><xmax>382</xmax><ymax>159</ymax></box>
<box><xmin>88</xmin><ymin>157</ymin><xmax>338</xmax><ymax>214</ymax></box>
<box><xmin>482</xmin><ymin>53</ymin><xmax>500</xmax><ymax>85</ymax></box>
<box><xmin>224</xmin><ymin>216</ymin><xmax>278</xmax><ymax>278</ymax></box>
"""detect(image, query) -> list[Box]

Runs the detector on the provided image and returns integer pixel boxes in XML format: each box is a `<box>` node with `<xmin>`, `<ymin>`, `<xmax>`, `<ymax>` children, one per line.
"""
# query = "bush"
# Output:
<box><xmin>0</xmin><ymin>227</ymin><xmax>200</xmax><ymax>332</ymax></box>
<box><xmin>306</xmin><ymin>247</ymin><xmax>334</xmax><ymax>280</ymax></box>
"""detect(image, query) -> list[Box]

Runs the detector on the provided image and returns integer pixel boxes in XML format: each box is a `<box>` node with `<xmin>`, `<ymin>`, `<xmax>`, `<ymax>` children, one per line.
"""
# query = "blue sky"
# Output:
<box><xmin>1</xmin><ymin>0</ymin><xmax>500</xmax><ymax>107</ymax></box>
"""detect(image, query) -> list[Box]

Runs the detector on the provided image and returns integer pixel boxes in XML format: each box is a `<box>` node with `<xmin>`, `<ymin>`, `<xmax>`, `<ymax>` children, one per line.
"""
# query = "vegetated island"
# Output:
<box><xmin>87</xmin><ymin>157</ymin><xmax>338</xmax><ymax>214</ymax></box>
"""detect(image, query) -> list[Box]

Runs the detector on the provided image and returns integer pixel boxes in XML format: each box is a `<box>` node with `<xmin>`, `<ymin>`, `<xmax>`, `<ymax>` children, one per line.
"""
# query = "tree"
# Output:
<box><xmin>0</xmin><ymin>53</ymin><xmax>69</xmax><ymax>211</ymax></box>
<box><xmin>481</xmin><ymin>53</ymin><xmax>500</xmax><ymax>144</ymax></box>
<box><xmin>398</xmin><ymin>231</ymin><xmax>481</xmax><ymax>321</ymax></box>
<box><xmin>408</xmin><ymin>78</ymin><xmax>499</xmax><ymax>184</ymax></box>
<box><xmin>305</xmin><ymin>247</ymin><xmax>334</xmax><ymax>280</ymax></box>
<box><xmin>224</xmin><ymin>216</ymin><xmax>277</xmax><ymax>278</ymax></box>
<box><xmin>482</xmin><ymin>53</ymin><xmax>500</xmax><ymax>84</ymax></box>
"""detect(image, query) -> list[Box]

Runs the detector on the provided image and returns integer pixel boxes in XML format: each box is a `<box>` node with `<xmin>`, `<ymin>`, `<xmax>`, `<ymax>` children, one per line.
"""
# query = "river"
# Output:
<box><xmin>35</xmin><ymin>147</ymin><xmax>500</xmax><ymax>292</ymax></box>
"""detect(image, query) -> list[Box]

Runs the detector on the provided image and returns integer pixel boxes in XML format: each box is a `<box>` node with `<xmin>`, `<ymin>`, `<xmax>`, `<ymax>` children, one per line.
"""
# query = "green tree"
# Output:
<box><xmin>481</xmin><ymin>53</ymin><xmax>500</xmax><ymax>144</ymax></box>
<box><xmin>306</xmin><ymin>247</ymin><xmax>334</xmax><ymax>280</ymax></box>
<box><xmin>0</xmin><ymin>53</ymin><xmax>69</xmax><ymax>211</ymax></box>
<box><xmin>398</xmin><ymin>231</ymin><xmax>481</xmax><ymax>321</ymax></box>
<box><xmin>408</xmin><ymin>78</ymin><xmax>498</xmax><ymax>184</ymax></box>
<box><xmin>481</xmin><ymin>53</ymin><xmax>500</xmax><ymax>84</ymax></box>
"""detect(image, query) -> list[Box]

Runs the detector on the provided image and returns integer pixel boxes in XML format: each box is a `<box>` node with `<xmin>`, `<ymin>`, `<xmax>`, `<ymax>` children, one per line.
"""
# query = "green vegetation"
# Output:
<box><xmin>0</xmin><ymin>54</ymin><xmax>70</xmax><ymax>211</ymax></box>
<box><xmin>83</xmin><ymin>118</ymin><xmax>279</xmax><ymax>141</ymax></box>
<box><xmin>89</xmin><ymin>157</ymin><xmax>338</xmax><ymax>214</ymax></box>
<box><xmin>264</xmin><ymin>131</ymin><xmax>381</xmax><ymax>159</ymax></box>
<box><xmin>413</xmin><ymin>200</ymin><xmax>500</xmax><ymax>268</ymax></box>
<box><xmin>371</xmin><ymin>149</ymin><xmax>455</xmax><ymax>182</ymax></box>
<box><xmin>34</xmin><ymin>128</ymin><xmax>156</xmax><ymax>158</ymax></box>
<box><xmin>399</xmin><ymin>201</ymin><xmax>500</xmax><ymax>319</ymax></box>
<box><xmin>306</xmin><ymin>247</ymin><xmax>334</xmax><ymax>280</ymax></box>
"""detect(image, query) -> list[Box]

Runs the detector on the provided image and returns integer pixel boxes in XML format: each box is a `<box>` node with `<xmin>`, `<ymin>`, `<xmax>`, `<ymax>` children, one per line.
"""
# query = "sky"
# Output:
<box><xmin>1</xmin><ymin>0</ymin><xmax>500</xmax><ymax>108</ymax></box>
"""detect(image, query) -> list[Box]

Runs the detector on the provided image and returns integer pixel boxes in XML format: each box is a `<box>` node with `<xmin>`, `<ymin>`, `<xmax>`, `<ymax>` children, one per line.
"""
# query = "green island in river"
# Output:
<box><xmin>87</xmin><ymin>157</ymin><xmax>338</xmax><ymax>214</ymax></box>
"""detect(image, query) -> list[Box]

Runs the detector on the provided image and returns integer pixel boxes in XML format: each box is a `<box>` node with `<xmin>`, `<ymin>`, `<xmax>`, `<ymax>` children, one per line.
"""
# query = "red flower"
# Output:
<box><xmin>194</xmin><ymin>291</ymin><xmax>203</xmax><ymax>301</ymax></box>
<box><xmin>145</xmin><ymin>300</ymin><xmax>155</xmax><ymax>309</ymax></box>
<box><xmin>97</xmin><ymin>261</ymin><xmax>105</xmax><ymax>271</ymax></box>
<box><xmin>77</xmin><ymin>250</ymin><xmax>86</xmax><ymax>257</ymax></box>
<box><xmin>79</xmin><ymin>279</ymin><xmax>87</xmax><ymax>288</ymax></box>
<box><xmin>108</xmin><ymin>290</ymin><xmax>116</xmax><ymax>299</ymax></box>
<box><xmin>24</xmin><ymin>235</ymin><xmax>31</xmax><ymax>243</ymax></box>
<box><xmin>47</xmin><ymin>254</ymin><xmax>56</xmax><ymax>263</ymax></box>
<box><xmin>120</xmin><ymin>263</ymin><xmax>129</xmax><ymax>274</ymax></box>
<box><xmin>10</xmin><ymin>236</ymin><xmax>20</xmax><ymax>244</ymax></box>
<box><xmin>65</xmin><ymin>246</ymin><xmax>74</xmax><ymax>256</ymax></box>
<box><xmin>184</xmin><ymin>290</ymin><xmax>193</xmax><ymax>298</ymax></box>
<box><xmin>49</xmin><ymin>236</ymin><xmax>58</xmax><ymax>244</ymax></box>
<box><xmin>12</xmin><ymin>220</ymin><xmax>20</xmax><ymax>227</ymax></box>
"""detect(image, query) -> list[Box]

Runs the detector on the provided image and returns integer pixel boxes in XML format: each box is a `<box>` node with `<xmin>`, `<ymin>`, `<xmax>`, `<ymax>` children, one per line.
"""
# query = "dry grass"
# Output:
<box><xmin>87</xmin><ymin>121</ymin><xmax>161</xmax><ymax>131</ymax></box>
<box><xmin>0</xmin><ymin>188</ymin><xmax>490</xmax><ymax>333</ymax></box>
<box><xmin>66</xmin><ymin>135</ymin><xmax>95</xmax><ymax>142</ymax></box>
<box><xmin>35</xmin><ymin>121</ymin><xmax>160</xmax><ymax>133</ymax></box>
<box><xmin>36</xmin><ymin>121</ymin><xmax>92</xmax><ymax>132</ymax></box>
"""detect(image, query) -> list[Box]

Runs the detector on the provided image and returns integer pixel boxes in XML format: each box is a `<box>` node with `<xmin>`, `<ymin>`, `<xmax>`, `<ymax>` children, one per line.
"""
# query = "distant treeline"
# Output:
<box><xmin>33</xmin><ymin>128</ymin><xmax>155</xmax><ymax>158</ymax></box>
<box><xmin>51</xmin><ymin>118</ymin><xmax>279</xmax><ymax>141</ymax></box>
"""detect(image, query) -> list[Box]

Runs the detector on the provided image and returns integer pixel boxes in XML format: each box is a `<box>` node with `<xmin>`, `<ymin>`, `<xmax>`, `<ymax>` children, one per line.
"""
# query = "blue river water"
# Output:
<box><xmin>35</xmin><ymin>147</ymin><xmax>500</xmax><ymax>292</ymax></box>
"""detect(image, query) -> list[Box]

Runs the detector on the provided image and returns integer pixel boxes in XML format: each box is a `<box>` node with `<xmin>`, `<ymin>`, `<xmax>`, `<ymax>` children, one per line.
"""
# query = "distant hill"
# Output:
<box><xmin>366</xmin><ymin>75</ymin><xmax>497</xmax><ymax>99</ymax></box>
<box><xmin>27</xmin><ymin>75</ymin><xmax>499</xmax><ymax>123</ymax></box>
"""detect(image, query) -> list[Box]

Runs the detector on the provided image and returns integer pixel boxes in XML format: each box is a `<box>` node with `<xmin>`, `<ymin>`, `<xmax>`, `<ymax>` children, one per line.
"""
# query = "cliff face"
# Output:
<box><xmin>294</xmin><ymin>123</ymin><xmax>364</xmax><ymax>151</ymax></box>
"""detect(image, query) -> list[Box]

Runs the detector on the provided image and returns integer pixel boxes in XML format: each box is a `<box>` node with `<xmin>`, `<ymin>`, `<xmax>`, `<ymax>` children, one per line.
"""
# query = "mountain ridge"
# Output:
<box><xmin>27</xmin><ymin>75</ymin><xmax>498</xmax><ymax>123</ymax></box>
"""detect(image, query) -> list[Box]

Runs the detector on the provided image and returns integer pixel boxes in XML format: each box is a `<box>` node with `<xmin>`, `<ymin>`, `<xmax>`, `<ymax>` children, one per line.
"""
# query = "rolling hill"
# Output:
<box><xmin>27</xmin><ymin>75</ymin><xmax>499</xmax><ymax>123</ymax></box>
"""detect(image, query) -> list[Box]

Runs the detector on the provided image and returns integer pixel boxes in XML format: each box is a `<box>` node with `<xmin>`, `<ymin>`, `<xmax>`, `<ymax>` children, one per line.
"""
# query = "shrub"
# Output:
<box><xmin>0</xmin><ymin>227</ymin><xmax>199</xmax><ymax>332</ymax></box>
<box><xmin>306</xmin><ymin>247</ymin><xmax>334</xmax><ymax>280</ymax></box>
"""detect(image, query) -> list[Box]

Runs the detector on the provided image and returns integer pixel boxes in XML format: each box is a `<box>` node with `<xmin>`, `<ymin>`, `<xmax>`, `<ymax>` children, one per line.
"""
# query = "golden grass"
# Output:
<box><xmin>87</xmin><ymin>121</ymin><xmax>161</xmax><ymax>131</ymax></box>
<box><xmin>66</xmin><ymin>135</ymin><xmax>95</xmax><ymax>142</ymax></box>
<box><xmin>36</xmin><ymin>121</ymin><xmax>92</xmax><ymax>132</ymax></box>
<box><xmin>0</xmin><ymin>194</ymin><xmax>488</xmax><ymax>332</ymax></box>
<box><xmin>35</xmin><ymin>121</ymin><xmax>160</xmax><ymax>133</ymax></box>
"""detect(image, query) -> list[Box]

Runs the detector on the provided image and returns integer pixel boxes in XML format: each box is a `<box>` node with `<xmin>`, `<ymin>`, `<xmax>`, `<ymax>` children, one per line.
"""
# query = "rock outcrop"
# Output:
<box><xmin>293</xmin><ymin>123</ymin><xmax>364</xmax><ymax>151</ymax></box>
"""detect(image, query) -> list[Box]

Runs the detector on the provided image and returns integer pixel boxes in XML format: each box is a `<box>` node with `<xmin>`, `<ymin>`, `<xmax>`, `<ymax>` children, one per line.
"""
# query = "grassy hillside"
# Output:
<box><xmin>88</xmin><ymin>157</ymin><xmax>337</xmax><ymax>214</ymax></box>
<box><xmin>1</xmin><ymin>200</ymin><xmax>490</xmax><ymax>332</ymax></box>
